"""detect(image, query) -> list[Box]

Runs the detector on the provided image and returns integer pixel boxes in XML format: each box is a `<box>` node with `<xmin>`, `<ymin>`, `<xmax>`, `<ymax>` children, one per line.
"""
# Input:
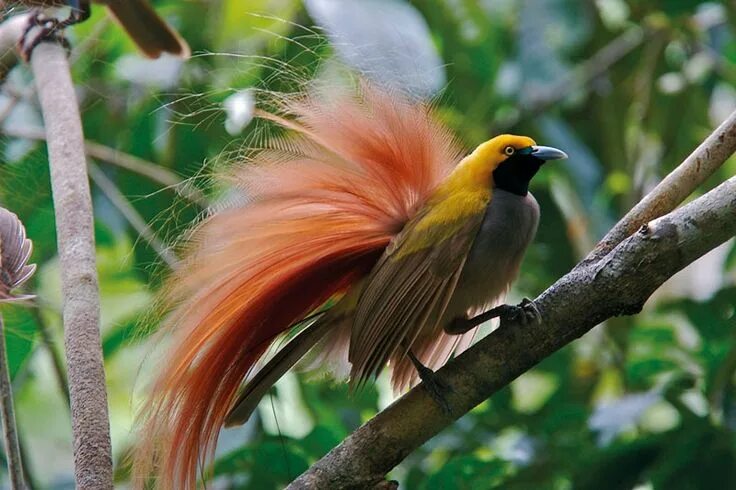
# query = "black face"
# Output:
<box><xmin>492</xmin><ymin>147</ymin><xmax>544</xmax><ymax>196</ymax></box>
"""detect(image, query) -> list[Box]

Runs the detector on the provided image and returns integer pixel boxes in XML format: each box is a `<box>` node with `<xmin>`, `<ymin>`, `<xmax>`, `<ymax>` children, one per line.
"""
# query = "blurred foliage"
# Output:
<box><xmin>0</xmin><ymin>0</ymin><xmax>735</xmax><ymax>488</ymax></box>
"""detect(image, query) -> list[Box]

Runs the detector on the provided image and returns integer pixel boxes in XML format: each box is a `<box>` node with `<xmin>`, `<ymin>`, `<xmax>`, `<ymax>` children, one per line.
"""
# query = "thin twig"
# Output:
<box><xmin>0</xmin><ymin>125</ymin><xmax>209</xmax><ymax>207</ymax></box>
<box><xmin>0</xmin><ymin>15</ymin><xmax>207</xmax><ymax>205</ymax></box>
<box><xmin>17</xmin><ymin>431</ymin><xmax>37</xmax><ymax>490</ymax></box>
<box><xmin>30</xmin><ymin>306</ymin><xmax>70</xmax><ymax>409</ymax></box>
<box><xmin>31</xmin><ymin>41</ymin><xmax>113</xmax><ymax>489</ymax></box>
<box><xmin>0</xmin><ymin>314</ymin><xmax>24</xmax><ymax>489</ymax></box>
<box><xmin>583</xmin><ymin>108</ymin><xmax>736</xmax><ymax>264</ymax></box>
<box><xmin>497</xmin><ymin>25</ymin><xmax>648</xmax><ymax>131</ymax></box>
<box><xmin>0</xmin><ymin>90</ymin><xmax>19</xmax><ymax>124</ymax></box>
<box><xmin>84</xmin><ymin>140</ymin><xmax>208</xmax><ymax>207</ymax></box>
<box><xmin>89</xmin><ymin>162</ymin><xmax>180</xmax><ymax>269</ymax></box>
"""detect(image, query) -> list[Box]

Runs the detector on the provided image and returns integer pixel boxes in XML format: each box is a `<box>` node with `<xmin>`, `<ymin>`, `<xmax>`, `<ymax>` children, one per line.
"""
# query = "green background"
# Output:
<box><xmin>1</xmin><ymin>0</ymin><xmax>735</xmax><ymax>488</ymax></box>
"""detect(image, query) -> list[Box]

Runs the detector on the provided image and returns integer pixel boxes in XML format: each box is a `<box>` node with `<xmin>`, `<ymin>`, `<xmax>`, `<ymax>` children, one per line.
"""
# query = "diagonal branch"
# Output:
<box><xmin>584</xmin><ymin>108</ymin><xmax>736</xmax><ymax>263</ymax></box>
<box><xmin>89</xmin><ymin>162</ymin><xmax>180</xmax><ymax>269</ymax></box>
<box><xmin>497</xmin><ymin>25</ymin><xmax>649</xmax><ymax>131</ymax></box>
<box><xmin>0</xmin><ymin>125</ymin><xmax>209</xmax><ymax>207</ymax></box>
<box><xmin>31</xmin><ymin>306</ymin><xmax>71</xmax><ymax>409</ymax></box>
<box><xmin>288</xmin><ymin>124</ymin><xmax>736</xmax><ymax>488</ymax></box>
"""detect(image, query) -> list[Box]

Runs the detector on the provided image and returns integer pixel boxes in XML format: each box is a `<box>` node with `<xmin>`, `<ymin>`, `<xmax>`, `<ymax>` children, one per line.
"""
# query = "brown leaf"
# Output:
<box><xmin>0</xmin><ymin>208</ymin><xmax>36</xmax><ymax>303</ymax></box>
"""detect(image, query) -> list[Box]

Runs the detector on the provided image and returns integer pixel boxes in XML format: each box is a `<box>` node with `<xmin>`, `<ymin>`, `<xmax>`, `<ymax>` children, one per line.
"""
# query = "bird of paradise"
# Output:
<box><xmin>133</xmin><ymin>81</ymin><xmax>566</xmax><ymax>488</ymax></box>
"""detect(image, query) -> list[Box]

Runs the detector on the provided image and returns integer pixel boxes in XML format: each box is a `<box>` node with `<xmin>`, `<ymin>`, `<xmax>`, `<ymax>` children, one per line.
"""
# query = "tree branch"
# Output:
<box><xmin>31</xmin><ymin>42</ymin><xmax>113</xmax><ymax>489</ymax></box>
<box><xmin>0</xmin><ymin>314</ymin><xmax>25</xmax><ymax>489</ymax></box>
<box><xmin>88</xmin><ymin>162</ymin><xmax>180</xmax><ymax>269</ymax></box>
<box><xmin>0</xmin><ymin>125</ymin><xmax>209</xmax><ymax>208</ymax></box>
<box><xmin>83</xmin><ymin>140</ymin><xmax>208</xmax><ymax>207</ymax></box>
<box><xmin>0</xmin><ymin>13</ymin><xmax>29</xmax><ymax>83</ymax></box>
<box><xmin>497</xmin><ymin>25</ymin><xmax>648</xmax><ymax>131</ymax></box>
<box><xmin>585</xmin><ymin>108</ymin><xmax>736</xmax><ymax>263</ymax></box>
<box><xmin>288</xmin><ymin>161</ymin><xmax>736</xmax><ymax>487</ymax></box>
<box><xmin>31</xmin><ymin>306</ymin><xmax>71</xmax><ymax>409</ymax></box>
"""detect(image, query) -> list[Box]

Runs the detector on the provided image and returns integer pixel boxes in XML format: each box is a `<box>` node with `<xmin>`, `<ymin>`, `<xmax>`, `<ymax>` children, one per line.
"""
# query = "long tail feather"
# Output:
<box><xmin>225</xmin><ymin>312</ymin><xmax>334</xmax><ymax>427</ymax></box>
<box><xmin>133</xmin><ymin>81</ymin><xmax>462</xmax><ymax>489</ymax></box>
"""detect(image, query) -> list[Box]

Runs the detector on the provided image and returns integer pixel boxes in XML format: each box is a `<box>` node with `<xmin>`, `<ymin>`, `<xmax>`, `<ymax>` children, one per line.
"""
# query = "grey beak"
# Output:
<box><xmin>531</xmin><ymin>145</ymin><xmax>567</xmax><ymax>161</ymax></box>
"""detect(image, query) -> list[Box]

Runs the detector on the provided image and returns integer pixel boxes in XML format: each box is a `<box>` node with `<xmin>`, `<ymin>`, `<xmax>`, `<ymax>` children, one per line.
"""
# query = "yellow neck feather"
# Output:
<box><xmin>432</xmin><ymin>142</ymin><xmax>500</xmax><ymax>200</ymax></box>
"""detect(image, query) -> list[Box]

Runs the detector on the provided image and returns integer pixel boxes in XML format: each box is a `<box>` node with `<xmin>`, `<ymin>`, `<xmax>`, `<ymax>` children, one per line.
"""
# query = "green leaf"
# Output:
<box><xmin>422</xmin><ymin>455</ymin><xmax>511</xmax><ymax>490</ymax></box>
<box><xmin>213</xmin><ymin>438</ymin><xmax>309</xmax><ymax>489</ymax></box>
<box><xmin>1</xmin><ymin>305</ymin><xmax>37</xmax><ymax>380</ymax></box>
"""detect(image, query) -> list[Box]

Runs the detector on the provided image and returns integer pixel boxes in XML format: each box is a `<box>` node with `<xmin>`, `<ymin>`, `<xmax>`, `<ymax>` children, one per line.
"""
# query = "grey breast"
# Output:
<box><xmin>444</xmin><ymin>189</ymin><xmax>541</xmax><ymax>320</ymax></box>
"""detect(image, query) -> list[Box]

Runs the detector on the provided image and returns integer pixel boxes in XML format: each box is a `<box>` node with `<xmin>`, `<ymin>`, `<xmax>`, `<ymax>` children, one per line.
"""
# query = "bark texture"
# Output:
<box><xmin>31</xmin><ymin>42</ymin><xmax>113</xmax><ymax>490</ymax></box>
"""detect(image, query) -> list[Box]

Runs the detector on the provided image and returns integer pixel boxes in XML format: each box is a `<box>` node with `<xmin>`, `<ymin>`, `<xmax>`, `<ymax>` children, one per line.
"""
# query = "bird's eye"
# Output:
<box><xmin>504</xmin><ymin>146</ymin><xmax>515</xmax><ymax>156</ymax></box>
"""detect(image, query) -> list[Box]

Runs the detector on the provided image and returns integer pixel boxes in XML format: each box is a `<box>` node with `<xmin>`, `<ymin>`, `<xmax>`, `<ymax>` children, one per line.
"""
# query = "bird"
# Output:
<box><xmin>0</xmin><ymin>207</ymin><xmax>35</xmax><ymax>303</ymax></box>
<box><xmin>133</xmin><ymin>82</ymin><xmax>567</xmax><ymax>488</ymax></box>
<box><xmin>8</xmin><ymin>0</ymin><xmax>189</xmax><ymax>58</ymax></box>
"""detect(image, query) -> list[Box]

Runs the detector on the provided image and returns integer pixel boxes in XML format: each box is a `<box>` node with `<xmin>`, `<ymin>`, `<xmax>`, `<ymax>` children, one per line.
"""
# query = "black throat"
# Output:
<box><xmin>492</xmin><ymin>155</ymin><xmax>543</xmax><ymax>196</ymax></box>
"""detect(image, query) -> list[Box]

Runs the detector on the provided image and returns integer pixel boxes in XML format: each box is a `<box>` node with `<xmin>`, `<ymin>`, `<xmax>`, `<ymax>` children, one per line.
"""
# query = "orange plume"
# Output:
<box><xmin>133</xmin><ymin>82</ymin><xmax>463</xmax><ymax>488</ymax></box>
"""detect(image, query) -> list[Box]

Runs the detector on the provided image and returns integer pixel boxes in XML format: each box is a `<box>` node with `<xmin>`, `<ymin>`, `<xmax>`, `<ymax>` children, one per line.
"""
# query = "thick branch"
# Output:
<box><xmin>0</xmin><ymin>13</ymin><xmax>29</xmax><ymax>82</ymax></box>
<box><xmin>31</xmin><ymin>42</ymin><xmax>113</xmax><ymax>489</ymax></box>
<box><xmin>289</xmin><ymin>176</ymin><xmax>736</xmax><ymax>488</ymax></box>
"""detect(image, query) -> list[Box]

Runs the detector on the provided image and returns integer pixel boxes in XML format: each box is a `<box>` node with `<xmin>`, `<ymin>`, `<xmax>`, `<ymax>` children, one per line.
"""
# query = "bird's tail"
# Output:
<box><xmin>132</xmin><ymin>82</ymin><xmax>462</xmax><ymax>489</ymax></box>
<box><xmin>106</xmin><ymin>0</ymin><xmax>189</xmax><ymax>58</ymax></box>
<box><xmin>224</xmin><ymin>307</ymin><xmax>347</xmax><ymax>427</ymax></box>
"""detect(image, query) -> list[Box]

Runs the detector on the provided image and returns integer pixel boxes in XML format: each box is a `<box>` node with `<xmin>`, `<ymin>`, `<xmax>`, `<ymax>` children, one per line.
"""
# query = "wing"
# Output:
<box><xmin>348</xmin><ymin>202</ymin><xmax>486</xmax><ymax>388</ymax></box>
<box><xmin>0</xmin><ymin>208</ymin><xmax>35</xmax><ymax>302</ymax></box>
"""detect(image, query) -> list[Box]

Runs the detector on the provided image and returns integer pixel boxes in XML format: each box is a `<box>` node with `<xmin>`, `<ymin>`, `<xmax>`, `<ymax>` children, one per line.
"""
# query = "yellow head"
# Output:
<box><xmin>471</xmin><ymin>134</ymin><xmax>538</xmax><ymax>165</ymax></box>
<box><xmin>469</xmin><ymin>134</ymin><xmax>567</xmax><ymax>196</ymax></box>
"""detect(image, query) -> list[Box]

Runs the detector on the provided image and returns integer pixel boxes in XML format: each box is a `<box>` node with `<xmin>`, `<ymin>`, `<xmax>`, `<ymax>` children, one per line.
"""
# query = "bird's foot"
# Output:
<box><xmin>445</xmin><ymin>298</ymin><xmax>542</xmax><ymax>335</ymax></box>
<box><xmin>373</xmin><ymin>480</ymin><xmax>399</xmax><ymax>490</ymax></box>
<box><xmin>19</xmin><ymin>11</ymin><xmax>71</xmax><ymax>61</ymax></box>
<box><xmin>407</xmin><ymin>350</ymin><xmax>453</xmax><ymax>415</ymax></box>
<box><xmin>417</xmin><ymin>363</ymin><xmax>453</xmax><ymax>415</ymax></box>
<box><xmin>445</xmin><ymin>315</ymin><xmax>476</xmax><ymax>335</ymax></box>
<box><xmin>499</xmin><ymin>297</ymin><xmax>541</xmax><ymax>327</ymax></box>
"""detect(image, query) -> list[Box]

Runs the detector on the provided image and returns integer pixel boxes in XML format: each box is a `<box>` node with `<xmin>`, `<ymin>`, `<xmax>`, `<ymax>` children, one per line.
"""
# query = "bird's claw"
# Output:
<box><xmin>19</xmin><ymin>11</ymin><xmax>71</xmax><ymax>61</ymax></box>
<box><xmin>416</xmin><ymin>364</ymin><xmax>453</xmax><ymax>415</ymax></box>
<box><xmin>373</xmin><ymin>480</ymin><xmax>399</xmax><ymax>490</ymax></box>
<box><xmin>406</xmin><ymin>349</ymin><xmax>453</xmax><ymax>414</ymax></box>
<box><xmin>500</xmin><ymin>297</ymin><xmax>541</xmax><ymax>327</ymax></box>
<box><xmin>446</xmin><ymin>316</ymin><xmax>472</xmax><ymax>335</ymax></box>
